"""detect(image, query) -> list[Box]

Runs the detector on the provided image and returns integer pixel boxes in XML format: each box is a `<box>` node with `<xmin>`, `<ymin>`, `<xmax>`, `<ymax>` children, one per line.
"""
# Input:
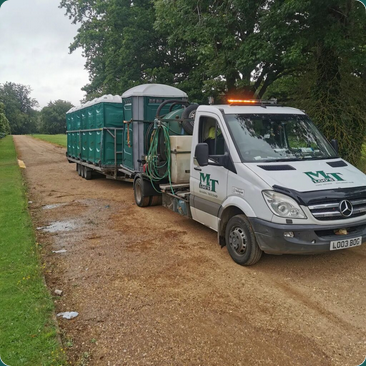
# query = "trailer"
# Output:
<box><xmin>66</xmin><ymin>84</ymin><xmax>189</xmax><ymax>182</ymax></box>
<box><xmin>67</xmin><ymin>84</ymin><xmax>366</xmax><ymax>265</ymax></box>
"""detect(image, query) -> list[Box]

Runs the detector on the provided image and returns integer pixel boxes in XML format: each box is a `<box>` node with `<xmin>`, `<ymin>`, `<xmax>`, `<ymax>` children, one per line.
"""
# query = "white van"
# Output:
<box><xmin>135</xmin><ymin>100</ymin><xmax>366</xmax><ymax>265</ymax></box>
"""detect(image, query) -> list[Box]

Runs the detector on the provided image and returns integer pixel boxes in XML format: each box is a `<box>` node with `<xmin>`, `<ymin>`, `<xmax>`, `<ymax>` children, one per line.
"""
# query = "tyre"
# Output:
<box><xmin>85</xmin><ymin>167</ymin><xmax>92</xmax><ymax>180</ymax></box>
<box><xmin>149</xmin><ymin>195</ymin><xmax>162</xmax><ymax>206</ymax></box>
<box><xmin>225</xmin><ymin>214</ymin><xmax>262</xmax><ymax>266</ymax></box>
<box><xmin>75</xmin><ymin>163</ymin><xmax>78</xmax><ymax>171</ymax></box>
<box><xmin>181</xmin><ymin>104</ymin><xmax>198</xmax><ymax>135</ymax></box>
<box><xmin>134</xmin><ymin>177</ymin><xmax>150</xmax><ymax>207</ymax></box>
<box><xmin>77</xmin><ymin>163</ymin><xmax>82</xmax><ymax>176</ymax></box>
<box><xmin>81</xmin><ymin>165</ymin><xmax>86</xmax><ymax>178</ymax></box>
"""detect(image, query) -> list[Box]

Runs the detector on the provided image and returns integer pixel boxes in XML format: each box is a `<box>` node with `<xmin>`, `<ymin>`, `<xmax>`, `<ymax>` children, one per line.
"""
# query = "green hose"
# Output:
<box><xmin>145</xmin><ymin>123</ymin><xmax>174</xmax><ymax>193</ymax></box>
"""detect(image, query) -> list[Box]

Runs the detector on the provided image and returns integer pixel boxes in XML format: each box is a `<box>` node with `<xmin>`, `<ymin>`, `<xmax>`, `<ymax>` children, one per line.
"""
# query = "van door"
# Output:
<box><xmin>190</xmin><ymin>113</ymin><xmax>229</xmax><ymax>231</ymax></box>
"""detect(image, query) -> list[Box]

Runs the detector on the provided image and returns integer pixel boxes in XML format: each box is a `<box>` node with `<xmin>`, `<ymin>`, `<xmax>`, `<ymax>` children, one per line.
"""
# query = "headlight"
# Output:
<box><xmin>262</xmin><ymin>190</ymin><xmax>307</xmax><ymax>219</ymax></box>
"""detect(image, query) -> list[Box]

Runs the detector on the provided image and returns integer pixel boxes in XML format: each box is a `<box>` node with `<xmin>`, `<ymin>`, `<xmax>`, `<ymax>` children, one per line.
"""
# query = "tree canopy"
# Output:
<box><xmin>60</xmin><ymin>0</ymin><xmax>188</xmax><ymax>98</ymax></box>
<box><xmin>264</xmin><ymin>0</ymin><xmax>366</xmax><ymax>163</ymax></box>
<box><xmin>57</xmin><ymin>1</ymin><xmax>366</xmax><ymax>165</ymax></box>
<box><xmin>0</xmin><ymin>82</ymin><xmax>39</xmax><ymax>135</ymax></box>
<box><xmin>0</xmin><ymin>102</ymin><xmax>10</xmax><ymax>136</ymax></box>
<box><xmin>40</xmin><ymin>100</ymin><xmax>74</xmax><ymax>134</ymax></box>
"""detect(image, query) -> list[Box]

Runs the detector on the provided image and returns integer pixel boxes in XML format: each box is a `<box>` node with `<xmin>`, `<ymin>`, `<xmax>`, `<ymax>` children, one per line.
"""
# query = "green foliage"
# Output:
<box><xmin>40</xmin><ymin>100</ymin><xmax>73</xmax><ymax>134</ymax></box>
<box><xmin>0</xmin><ymin>82</ymin><xmax>39</xmax><ymax>135</ymax></box>
<box><xmin>154</xmin><ymin>0</ymin><xmax>274</xmax><ymax>99</ymax></box>
<box><xmin>60</xmin><ymin>0</ymin><xmax>190</xmax><ymax>99</ymax></box>
<box><xmin>359</xmin><ymin>140</ymin><xmax>366</xmax><ymax>172</ymax></box>
<box><xmin>0</xmin><ymin>102</ymin><xmax>10</xmax><ymax>136</ymax></box>
<box><xmin>61</xmin><ymin>0</ymin><xmax>366</xmax><ymax>164</ymax></box>
<box><xmin>0</xmin><ymin>136</ymin><xmax>67</xmax><ymax>365</ymax></box>
<box><xmin>264</xmin><ymin>0</ymin><xmax>366</xmax><ymax>166</ymax></box>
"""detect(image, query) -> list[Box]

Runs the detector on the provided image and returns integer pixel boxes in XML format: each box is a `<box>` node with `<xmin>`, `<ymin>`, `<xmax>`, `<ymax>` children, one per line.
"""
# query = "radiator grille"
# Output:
<box><xmin>309</xmin><ymin>199</ymin><xmax>366</xmax><ymax>221</ymax></box>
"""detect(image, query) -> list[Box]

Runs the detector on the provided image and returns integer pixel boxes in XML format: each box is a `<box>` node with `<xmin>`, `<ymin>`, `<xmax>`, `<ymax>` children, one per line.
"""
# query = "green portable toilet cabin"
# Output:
<box><xmin>66</xmin><ymin>106</ymin><xmax>78</xmax><ymax>158</ymax></box>
<box><xmin>121</xmin><ymin>84</ymin><xmax>188</xmax><ymax>171</ymax></box>
<box><xmin>66</xmin><ymin>95</ymin><xmax>124</xmax><ymax>166</ymax></box>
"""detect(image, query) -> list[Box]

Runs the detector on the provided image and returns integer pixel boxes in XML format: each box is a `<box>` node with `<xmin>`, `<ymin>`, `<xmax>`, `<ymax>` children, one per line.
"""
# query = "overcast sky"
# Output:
<box><xmin>0</xmin><ymin>0</ymin><xmax>89</xmax><ymax>109</ymax></box>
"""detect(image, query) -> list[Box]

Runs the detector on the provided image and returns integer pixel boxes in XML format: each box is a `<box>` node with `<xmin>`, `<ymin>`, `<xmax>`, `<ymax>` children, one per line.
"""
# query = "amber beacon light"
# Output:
<box><xmin>227</xmin><ymin>99</ymin><xmax>259</xmax><ymax>104</ymax></box>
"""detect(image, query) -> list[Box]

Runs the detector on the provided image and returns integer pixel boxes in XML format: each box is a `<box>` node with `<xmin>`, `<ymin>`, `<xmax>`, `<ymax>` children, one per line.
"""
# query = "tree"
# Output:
<box><xmin>60</xmin><ymin>0</ymin><xmax>192</xmax><ymax>99</ymax></box>
<box><xmin>305</xmin><ymin>0</ymin><xmax>366</xmax><ymax>165</ymax></box>
<box><xmin>40</xmin><ymin>100</ymin><xmax>73</xmax><ymax>134</ymax></box>
<box><xmin>264</xmin><ymin>0</ymin><xmax>366</xmax><ymax>165</ymax></box>
<box><xmin>0</xmin><ymin>82</ymin><xmax>39</xmax><ymax>134</ymax></box>
<box><xmin>61</xmin><ymin>0</ymin><xmax>295</xmax><ymax>102</ymax></box>
<box><xmin>154</xmin><ymin>0</ymin><xmax>300</xmax><ymax>100</ymax></box>
<box><xmin>0</xmin><ymin>102</ymin><xmax>10</xmax><ymax>136</ymax></box>
<box><xmin>61</xmin><ymin>0</ymin><xmax>366</xmax><ymax>164</ymax></box>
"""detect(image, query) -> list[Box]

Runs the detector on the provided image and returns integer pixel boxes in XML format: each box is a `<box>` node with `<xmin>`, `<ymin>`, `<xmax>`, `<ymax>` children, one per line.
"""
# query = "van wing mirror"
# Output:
<box><xmin>330</xmin><ymin>139</ymin><xmax>339</xmax><ymax>154</ymax></box>
<box><xmin>194</xmin><ymin>143</ymin><xmax>209</xmax><ymax>166</ymax></box>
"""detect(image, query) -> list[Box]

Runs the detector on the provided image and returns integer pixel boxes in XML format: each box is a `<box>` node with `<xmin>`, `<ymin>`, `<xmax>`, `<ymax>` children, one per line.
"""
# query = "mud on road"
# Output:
<box><xmin>14</xmin><ymin>135</ymin><xmax>366</xmax><ymax>366</ymax></box>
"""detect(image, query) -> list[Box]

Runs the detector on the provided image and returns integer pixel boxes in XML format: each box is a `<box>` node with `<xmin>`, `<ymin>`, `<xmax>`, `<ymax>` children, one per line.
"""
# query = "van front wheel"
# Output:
<box><xmin>225</xmin><ymin>215</ymin><xmax>262</xmax><ymax>266</ymax></box>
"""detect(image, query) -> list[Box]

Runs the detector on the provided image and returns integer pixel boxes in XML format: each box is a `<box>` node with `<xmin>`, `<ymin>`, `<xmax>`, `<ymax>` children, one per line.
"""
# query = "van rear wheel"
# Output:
<box><xmin>225</xmin><ymin>214</ymin><xmax>262</xmax><ymax>266</ymax></box>
<box><xmin>149</xmin><ymin>195</ymin><xmax>162</xmax><ymax>206</ymax></box>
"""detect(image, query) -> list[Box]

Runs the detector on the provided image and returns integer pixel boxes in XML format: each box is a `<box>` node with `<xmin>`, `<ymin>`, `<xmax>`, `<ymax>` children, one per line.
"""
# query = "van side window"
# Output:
<box><xmin>199</xmin><ymin>116</ymin><xmax>225</xmax><ymax>156</ymax></box>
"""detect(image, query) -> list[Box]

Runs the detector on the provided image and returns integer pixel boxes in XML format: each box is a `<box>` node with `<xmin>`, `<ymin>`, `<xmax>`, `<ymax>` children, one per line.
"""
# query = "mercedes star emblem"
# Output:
<box><xmin>339</xmin><ymin>200</ymin><xmax>353</xmax><ymax>218</ymax></box>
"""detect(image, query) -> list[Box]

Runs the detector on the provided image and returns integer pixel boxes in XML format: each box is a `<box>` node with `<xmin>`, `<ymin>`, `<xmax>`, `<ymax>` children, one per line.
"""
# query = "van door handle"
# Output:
<box><xmin>194</xmin><ymin>167</ymin><xmax>202</xmax><ymax>171</ymax></box>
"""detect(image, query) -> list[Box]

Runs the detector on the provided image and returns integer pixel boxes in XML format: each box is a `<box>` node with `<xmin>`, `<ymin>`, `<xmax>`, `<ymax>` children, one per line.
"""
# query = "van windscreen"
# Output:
<box><xmin>225</xmin><ymin>114</ymin><xmax>338</xmax><ymax>162</ymax></box>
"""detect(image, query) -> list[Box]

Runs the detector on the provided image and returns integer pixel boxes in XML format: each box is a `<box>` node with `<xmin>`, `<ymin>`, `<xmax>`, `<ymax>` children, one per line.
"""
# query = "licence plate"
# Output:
<box><xmin>330</xmin><ymin>236</ymin><xmax>362</xmax><ymax>251</ymax></box>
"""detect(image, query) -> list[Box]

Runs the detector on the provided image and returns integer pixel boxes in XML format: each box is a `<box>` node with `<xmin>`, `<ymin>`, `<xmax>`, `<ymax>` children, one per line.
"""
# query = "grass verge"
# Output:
<box><xmin>0</xmin><ymin>136</ymin><xmax>66</xmax><ymax>365</ymax></box>
<box><xmin>31</xmin><ymin>134</ymin><xmax>67</xmax><ymax>147</ymax></box>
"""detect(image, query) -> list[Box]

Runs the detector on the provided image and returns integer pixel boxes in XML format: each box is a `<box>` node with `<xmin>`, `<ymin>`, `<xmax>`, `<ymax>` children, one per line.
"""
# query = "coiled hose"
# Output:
<box><xmin>145</xmin><ymin>123</ymin><xmax>173</xmax><ymax>192</ymax></box>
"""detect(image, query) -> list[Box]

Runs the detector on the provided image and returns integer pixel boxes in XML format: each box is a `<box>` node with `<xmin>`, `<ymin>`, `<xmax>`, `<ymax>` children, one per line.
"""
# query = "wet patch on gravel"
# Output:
<box><xmin>42</xmin><ymin>203</ymin><xmax>68</xmax><ymax>210</ymax></box>
<box><xmin>38</xmin><ymin>220</ymin><xmax>80</xmax><ymax>233</ymax></box>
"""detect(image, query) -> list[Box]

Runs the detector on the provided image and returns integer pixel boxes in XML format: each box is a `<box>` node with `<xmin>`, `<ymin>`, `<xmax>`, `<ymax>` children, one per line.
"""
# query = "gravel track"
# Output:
<box><xmin>14</xmin><ymin>135</ymin><xmax>366</xmax><ymax>366</ymax></box>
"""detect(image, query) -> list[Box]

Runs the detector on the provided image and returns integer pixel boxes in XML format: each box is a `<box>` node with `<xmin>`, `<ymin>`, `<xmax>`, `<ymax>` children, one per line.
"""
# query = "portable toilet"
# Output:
<box><xmin>121</xmin><ymin>84</ymin><xmax>188</xmax><ymax>171</ymax></box>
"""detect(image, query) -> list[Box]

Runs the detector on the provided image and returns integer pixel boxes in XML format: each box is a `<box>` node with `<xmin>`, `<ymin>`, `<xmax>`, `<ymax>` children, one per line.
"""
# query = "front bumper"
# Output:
<box><xmin>249</xmin><ymin>217</ymin><xmax>366</xmax><ymax>255</ymax></box>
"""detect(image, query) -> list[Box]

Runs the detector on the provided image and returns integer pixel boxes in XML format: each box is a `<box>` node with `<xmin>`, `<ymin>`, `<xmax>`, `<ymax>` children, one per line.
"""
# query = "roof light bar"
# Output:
<box><xmin>227</xmin><ymin>98</ymin><xmax>278</xmax><ymax>105</ymax></box>
<box><xmin>227</xmin><ymin>99</ymin><xmax>259</xmax><ymax>104</ymax></box>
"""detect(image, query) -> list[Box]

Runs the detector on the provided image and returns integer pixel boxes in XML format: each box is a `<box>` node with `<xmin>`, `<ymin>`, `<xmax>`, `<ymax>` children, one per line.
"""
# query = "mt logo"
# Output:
<box><xmin>304</xmin><ymin>171</ymin><xmax>345</xmax><ymax>184</ymax></box>
<box><xmin>199</xmin><ymin>173</ymin><xmax>219</xmax><ymax>193</ymax></box>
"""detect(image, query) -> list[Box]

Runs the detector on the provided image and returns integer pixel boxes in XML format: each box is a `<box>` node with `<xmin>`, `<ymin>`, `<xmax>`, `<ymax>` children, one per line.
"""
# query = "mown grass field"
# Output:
<box><xmin>31</xmin><ymin>134</ymin><xmax>67</xmax><ymax>148</ymax></box>
<box><xmin>0</xmin><ymin>136</ymin><xmax>66</xmax><ymax>365</ymax></box>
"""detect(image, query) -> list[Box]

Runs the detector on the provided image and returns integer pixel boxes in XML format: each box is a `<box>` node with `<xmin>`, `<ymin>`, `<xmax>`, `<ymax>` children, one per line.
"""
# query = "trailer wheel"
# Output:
<box><xmin>75</xmin><ymin>163</ymin><xmax>78</xmax><ymax>171</ymax></box>
<box><xmin>77</xmin><ymin>164</ymin><xmax>82</xmax><ymax>176</ymax></box>
<box><xmin>85</xmin><ymin>168</ymin><xmax>92</xmax><ymax>180</ymax></box>
<box><xmin>225</xmin><ymin>214</ymin><xmax>262</xmax><ymax>266</ymax></box>
<box><xmin>134</xmin><ymin>177</ymin><xmax>150</xmax><ymax>207</ymax></box>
